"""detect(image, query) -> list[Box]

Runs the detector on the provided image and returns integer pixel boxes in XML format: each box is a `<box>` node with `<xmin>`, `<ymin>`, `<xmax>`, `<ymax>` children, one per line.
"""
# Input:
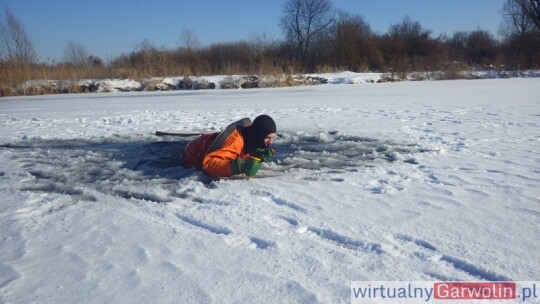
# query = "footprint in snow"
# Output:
<box><xmin>306</xmin><ymin>226</ymin><xmax>383</xmax><ymax>254</ymax></box>
<box><xmin>176</xmin><ymin>214</ymin><xmax>232</xmax><ymax>235</ymax></box>
<box><xmin>176</xmin><ymin>214</ymin><xmax>277</xmax><ymax>250</ymax></box>
<box><xmin>278</xmin><ymin>215</ymin><xmax>299</xmax><ymax>226</ymax></box>
<box><xmin>251</xmin><ymin>190</ymin><xmax>307</xmax><ymax>214</ymax></box>
<box><xmin>249</xmin><ymin>237</ymin><xmax>276</xmax><ymax>250</ymax></box>
<box><xmin>224</xmin><ymin>234</ymin><xmax>277</xmax><ymax>250</ymax></box>
<box><xmin>392</xmin><ymin>234</ymin><xmax>512</xmax><ymax>281</ymax></box>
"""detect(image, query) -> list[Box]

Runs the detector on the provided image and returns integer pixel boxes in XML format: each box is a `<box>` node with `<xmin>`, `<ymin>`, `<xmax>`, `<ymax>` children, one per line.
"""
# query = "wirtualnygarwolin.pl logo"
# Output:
<box><xmin>351</xmin><ymin>281</ymin><xmax>539</xmax><ymax>303</ymax></box>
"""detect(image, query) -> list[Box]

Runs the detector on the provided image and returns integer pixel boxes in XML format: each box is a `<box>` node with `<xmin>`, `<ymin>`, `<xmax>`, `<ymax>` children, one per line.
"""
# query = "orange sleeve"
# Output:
<box><xmin>202</xmin><ymin>130</ymin><xmax>244</xmax><ymax>177</ymax></box>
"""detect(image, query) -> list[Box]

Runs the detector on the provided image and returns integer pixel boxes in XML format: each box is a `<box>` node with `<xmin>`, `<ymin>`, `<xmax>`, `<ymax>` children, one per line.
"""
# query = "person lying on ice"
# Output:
<box><xmin>182</xmin><ymin>115</ymin><xmax>277</xmax><ymax>178</ymax></box>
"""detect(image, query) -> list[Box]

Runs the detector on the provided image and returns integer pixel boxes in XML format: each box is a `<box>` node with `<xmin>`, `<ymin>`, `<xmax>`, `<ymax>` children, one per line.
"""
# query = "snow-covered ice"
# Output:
<box><xmin>0</xmin><ymin>79</ymin><xmax>539</xmax><ymax>303</ymax></box>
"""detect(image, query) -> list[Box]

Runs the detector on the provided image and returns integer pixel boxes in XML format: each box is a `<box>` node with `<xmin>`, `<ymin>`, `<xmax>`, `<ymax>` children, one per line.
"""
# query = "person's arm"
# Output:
<box><xmin>202</xmin><ymin>130</ymin><xmax>244</xmax><ymax>177</ymax></box>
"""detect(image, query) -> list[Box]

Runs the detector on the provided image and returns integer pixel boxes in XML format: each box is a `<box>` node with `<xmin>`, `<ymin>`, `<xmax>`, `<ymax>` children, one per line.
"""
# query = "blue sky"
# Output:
<box><xmin>0</xmin><ymin>0</ymin><xmax>505</xmax><ymax>63</ymax></box>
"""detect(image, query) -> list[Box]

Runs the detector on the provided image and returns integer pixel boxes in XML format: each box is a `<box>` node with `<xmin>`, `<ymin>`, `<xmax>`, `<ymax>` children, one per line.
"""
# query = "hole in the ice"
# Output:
<box><xmin>2</xmin><ymin>130</ymin><xmax>433</xmax><ymax>198</ymax></box>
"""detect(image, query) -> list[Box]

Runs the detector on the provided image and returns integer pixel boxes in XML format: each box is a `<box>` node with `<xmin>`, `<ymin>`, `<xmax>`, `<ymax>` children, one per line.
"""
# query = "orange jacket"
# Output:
<box><xmin>183</xmin><ymin>129</ymin><xmax>248</xmax><ymax>177</ymax></box>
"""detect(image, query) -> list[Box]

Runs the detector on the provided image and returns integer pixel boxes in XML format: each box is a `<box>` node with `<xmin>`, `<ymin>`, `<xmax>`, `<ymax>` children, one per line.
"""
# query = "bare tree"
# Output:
<box><xmin>179</xmin><ymin>28</ymin><xmax>200</xmax><ymax>51</ymax></box>
<box><xmin>388</xmin><ymin>16</ymin><xmax>432</xmax><ymax>59</ymax></box>
<box><xmin>500</xmin><ymin>0</ymin><xmax>540</xmax><ymax>68</ymax></box>
<box><xmin>280</xmin><ymin>0</ymin><xmax>334</xmax><ymax>66</ymax></box>
<box><xmin>448</xmin><ymin>31</ymin><xmax>469</xmax><ymax>61</ymax></box>
<box><xmin>63</xmin><ymin>41</ymin><xmax>89</xmax><ymax>66</ymax></box>
<box><xmin>249</xmin><ymin>32</ymin><xmax>275</xmax><ymax>56</ymax></box>
<box><xmin>332</xmin><ymin>11</ymin><xmax>380</xmax><ymax>71</ymax></box>
<box><xmin>381</xmin><ymin>16</ymin><xmax>434</xmax><ymax>71</ymax></box>
<box><xmin>0</xmin><ymin>9</ymin><xmax>36</xmax><ymax>64</ymax></box>
<box><xmin>466</xmin><ymin>29</ymin><xmax>498</xmax><ymax>65</ymax></box>
<box><xmin>519</xmin><ymin>0</ymin><xmax>540</xmax><ymax>28</ymax></box>
<box><xmin>129</xmin><ymin>40</ymin><xmax>174</xmax><ymax>76</ymax></box>
<box><xmin>501</xmin><ymin>0</ymin><xmax>535</xmax><ymax>38</ymax></box>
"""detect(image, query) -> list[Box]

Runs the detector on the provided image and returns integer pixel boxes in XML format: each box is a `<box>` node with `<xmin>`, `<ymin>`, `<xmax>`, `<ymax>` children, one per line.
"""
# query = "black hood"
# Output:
<box><xmin>241</xmin><ymin>115</ymin><xmax>276</xmax><ymax>154</ymax></box>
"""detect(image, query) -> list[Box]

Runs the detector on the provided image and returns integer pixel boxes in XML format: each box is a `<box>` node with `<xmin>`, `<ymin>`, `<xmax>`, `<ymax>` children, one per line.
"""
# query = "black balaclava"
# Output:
<box><xmin>241</xmin><ymin>115</ymin><xmax>276</xmax><ymax>154</ymax></box>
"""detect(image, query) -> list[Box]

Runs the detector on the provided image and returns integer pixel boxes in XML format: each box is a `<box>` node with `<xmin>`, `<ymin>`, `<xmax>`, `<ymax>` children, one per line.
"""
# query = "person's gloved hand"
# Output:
<box><xmin>253</xmin><ymin>148</ymin><xmax>274</xmax><ymax>163</ymax></box>
<box><xmin>231</xmin><ymin>158</ymin><xmax>261</xmax><ymax>177</ymax></box>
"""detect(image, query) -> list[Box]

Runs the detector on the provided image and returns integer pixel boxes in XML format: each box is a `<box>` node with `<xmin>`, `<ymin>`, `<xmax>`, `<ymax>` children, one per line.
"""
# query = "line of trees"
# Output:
<box><xmin>1</xmin><ymin>0</ymin><xmax>539</xmax><ymax>85</ymax></box>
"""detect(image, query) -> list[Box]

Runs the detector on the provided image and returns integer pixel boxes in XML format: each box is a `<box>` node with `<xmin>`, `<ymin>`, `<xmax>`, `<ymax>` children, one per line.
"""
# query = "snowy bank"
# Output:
<box><xmin>5</xmin><ymin>69</ymin><xmax>540</xmax><ymax>96</ymax></box>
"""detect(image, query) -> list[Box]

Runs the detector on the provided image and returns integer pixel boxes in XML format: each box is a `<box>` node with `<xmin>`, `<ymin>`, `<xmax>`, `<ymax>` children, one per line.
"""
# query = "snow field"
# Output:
<box><xmin>0</xmin><ymin>79</ymin><xmax>539</xmax><ymax>303</ymax></box>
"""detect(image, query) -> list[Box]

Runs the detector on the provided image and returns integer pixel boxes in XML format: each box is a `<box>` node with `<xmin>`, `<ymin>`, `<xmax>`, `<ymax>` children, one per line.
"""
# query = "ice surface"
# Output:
<box><xmin>0</xmin><ymin>79</ymin><xmax>539</xmax><ymax>303</ymax></box>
